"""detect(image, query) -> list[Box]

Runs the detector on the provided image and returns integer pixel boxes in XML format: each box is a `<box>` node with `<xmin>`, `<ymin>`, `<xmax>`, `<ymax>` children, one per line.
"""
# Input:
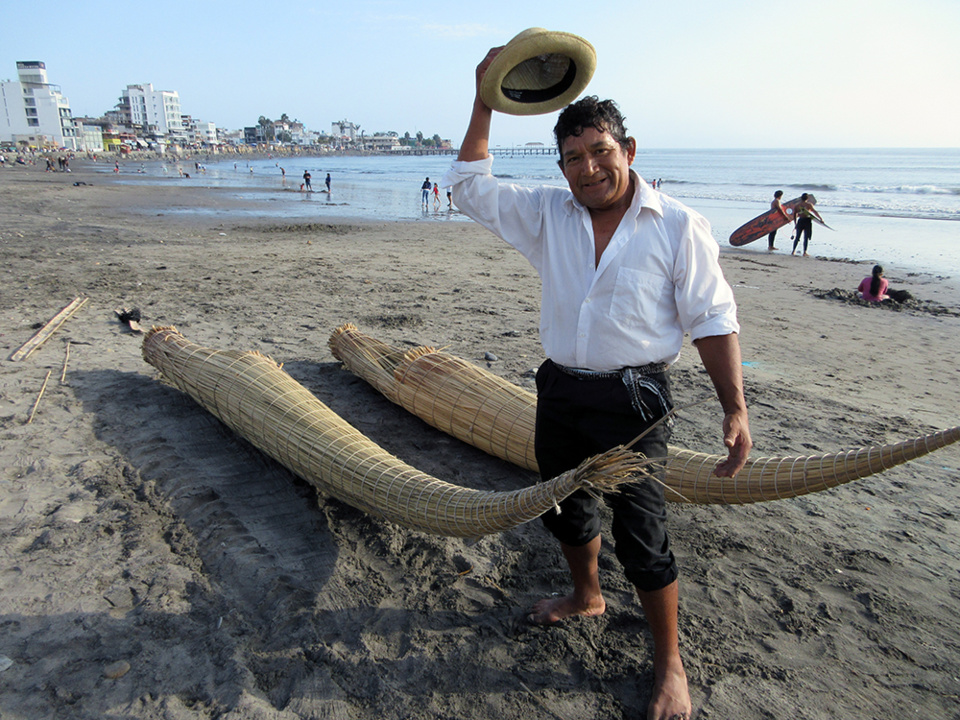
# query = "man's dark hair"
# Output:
<box><xmin>554</xmin><ymin>96</ymin><xmax>630</xmax><ymax>163</ymax></box>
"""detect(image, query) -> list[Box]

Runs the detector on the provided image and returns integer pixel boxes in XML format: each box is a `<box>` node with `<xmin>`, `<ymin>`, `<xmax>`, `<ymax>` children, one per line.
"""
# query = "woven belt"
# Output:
<box><xmin>553</xmin><ymin>360</ymin><xmax>668</xmax><ymax>381</ymax></box>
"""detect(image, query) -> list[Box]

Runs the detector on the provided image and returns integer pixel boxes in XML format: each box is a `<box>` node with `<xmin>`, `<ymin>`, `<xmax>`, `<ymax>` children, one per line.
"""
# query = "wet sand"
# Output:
<box><xmin>2</xmin><ymin>161</ymin><xmax>959</xmax><ymax>719</ymax></box>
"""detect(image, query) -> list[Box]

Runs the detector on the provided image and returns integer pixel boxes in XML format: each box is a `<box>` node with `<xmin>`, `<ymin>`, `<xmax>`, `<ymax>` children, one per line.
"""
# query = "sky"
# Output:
<box><xmin>2</xmin><ymin>0</ymin><xmax>958</xmax><ymax>148</ymax></box>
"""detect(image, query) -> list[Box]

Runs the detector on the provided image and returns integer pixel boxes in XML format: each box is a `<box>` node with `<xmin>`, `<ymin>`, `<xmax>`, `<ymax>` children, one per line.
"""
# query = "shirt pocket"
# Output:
<box><xmin>610</xmin><ymin>267</ymin><xmax>668</xmax><ymax>326</ymax></box>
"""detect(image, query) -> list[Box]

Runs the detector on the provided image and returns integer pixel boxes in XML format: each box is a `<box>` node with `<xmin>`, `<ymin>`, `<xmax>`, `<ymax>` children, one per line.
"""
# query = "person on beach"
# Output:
<box><xmin>446</xmin><ymin>186</ymin><xmax>453</xmax><ymax>207</ymax></box>
<box><xmin>858</xmin><ymin>264</ymin><xmax>889</xmax><ymax>302</ymax></box>
<box><xmin>443</xmin><ymin>49</ymin><xmax>752</xmax><ymax>720</ymax></box>
<box><xmin>325</xmin><ymin>173</ymin><xmax>332</xmax><ymax>192</ymax></box>
<box><xmin>768</xmin><ymin>190</ymin><xmax>790</xmax><ymax>251</ymax></box>
<box><xmin>433</xmin><ymin>182</ymin><xmax>441</xmax><ymax>209</ymax></box>
<box><xmin>421</xmin><ymin>177</ymin><xmax>432</xmax><ymax>207</ymax></box>
<box><xmin>303</xmin><ymin>170</ymin><xmax>312</xmax><ymax>191</ymax></box>
<box><xmin>791</xmin><ymin>192</ymin><xmax>824</xmax><ymax>257</ymax></box>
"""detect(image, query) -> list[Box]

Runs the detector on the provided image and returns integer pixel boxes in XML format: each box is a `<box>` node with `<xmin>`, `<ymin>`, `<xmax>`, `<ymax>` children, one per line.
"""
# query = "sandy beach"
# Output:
<box><xmin>2</xmin><ymin>160</ymin><xmax>959</xmax><ymax>719</ymax></box>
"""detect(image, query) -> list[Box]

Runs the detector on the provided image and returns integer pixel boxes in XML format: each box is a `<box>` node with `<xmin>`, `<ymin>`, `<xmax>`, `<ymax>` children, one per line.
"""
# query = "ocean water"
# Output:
<box><xmin>97</xmin><ymin>148</ymin><xmax>960</xmax><ymax>278</ymax></box>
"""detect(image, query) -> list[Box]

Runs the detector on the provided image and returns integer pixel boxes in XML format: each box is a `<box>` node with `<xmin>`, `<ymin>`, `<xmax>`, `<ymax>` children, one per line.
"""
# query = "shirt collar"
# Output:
<box><xmin>563</xmin><ymin>169</ymin><xmax>664</xmax><ymax>219</ymax></box>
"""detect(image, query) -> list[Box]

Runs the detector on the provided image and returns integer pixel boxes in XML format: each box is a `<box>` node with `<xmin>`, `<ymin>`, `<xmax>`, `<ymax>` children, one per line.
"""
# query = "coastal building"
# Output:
<box><xmin>331</xmin><ymin>120</ymin><xmax>358</xmax><ymax>143</ymax></box>
<box><xmin>369</xmin><ymin>134</ymin><xmax>401</xmax><ymax>151</ymax></box>
<box><xmin>276</xmin><ymin>118</ymin><xmax>307</xmax><ymax>145</ymax></box>
<box><xmin>217</xmin><ymin>128</ymin><xmax>244</xmax><ymax>146</ymax></box>
<box><xmin>76</xmin><ymin>121</ymin><xmax>105</xmax><ymax>152</ymax></box>
<box><xmin>196</xmin><ymin>120</ymin><xmax>217</xmax><ymax>145</ymax></box>
<box><xmin>244</xmin><ymin>126</ymin><xmax>267</xmax><ymax>145</ymax></box>
<box><xmin>116</xmin><ymin>83</ymin><xmax>184</xmax><ymax>140</ymax></box>
<box><xmin>181</xmin><ymin>115</ymin><xmax>217</xmax><ymax>146</ymax></box>
<box><xmin>0</xmin><ymin>61</ymin><xmax>78</xmax><ymax>150</ymax></box>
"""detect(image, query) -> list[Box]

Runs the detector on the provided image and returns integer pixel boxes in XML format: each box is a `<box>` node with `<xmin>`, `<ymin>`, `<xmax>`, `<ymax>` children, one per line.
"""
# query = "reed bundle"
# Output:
<box><xmin>142</xmin><ymin>327</ymin><xmax>655</xmax><ymax>537</ymax></box>
<box><xmin>329</xmin><ymin>324</ymin><xmax>960</xmax><ymax>505</ymax></box>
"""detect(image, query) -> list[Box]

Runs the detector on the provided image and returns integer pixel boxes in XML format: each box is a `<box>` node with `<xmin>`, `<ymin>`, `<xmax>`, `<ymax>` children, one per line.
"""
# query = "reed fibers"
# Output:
<box><xmin>329</xmin><ymin>324</ymin><xmax>960</xmax><ymax>505</ymax></box>
<box><xmin>142</xmin><ymin>326</ymin><xmax>656</xmax><ymax>537</ymax></box>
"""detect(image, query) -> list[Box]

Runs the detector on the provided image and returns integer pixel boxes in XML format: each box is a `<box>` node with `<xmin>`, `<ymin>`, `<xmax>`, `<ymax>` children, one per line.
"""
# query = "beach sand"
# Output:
<box><xmin>2</xmin><ymin>161</ymin><xmax>959</xmax><ymax>719</ymax></box>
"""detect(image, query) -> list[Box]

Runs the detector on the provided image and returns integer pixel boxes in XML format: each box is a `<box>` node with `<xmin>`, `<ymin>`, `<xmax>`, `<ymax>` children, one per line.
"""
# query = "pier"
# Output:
<box><xmin>385</xmin><ymin>145</ymin><xmax>556</xmax><ymax>157</ymax></box>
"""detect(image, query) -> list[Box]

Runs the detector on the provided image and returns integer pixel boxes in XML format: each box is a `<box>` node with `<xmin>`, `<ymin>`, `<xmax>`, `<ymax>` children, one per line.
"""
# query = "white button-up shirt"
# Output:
<box><xmin>441</xmin><ymin>156</ymin><xmax>739</xmax><ymax>371</ymax></box>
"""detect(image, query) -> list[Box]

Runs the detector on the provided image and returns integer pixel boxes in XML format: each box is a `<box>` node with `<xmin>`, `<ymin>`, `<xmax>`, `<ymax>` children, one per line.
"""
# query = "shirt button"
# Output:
<box><xmin>584</xmin><ymin>298</ymin><xmax>591</xmax><ymax>304</ymax></box>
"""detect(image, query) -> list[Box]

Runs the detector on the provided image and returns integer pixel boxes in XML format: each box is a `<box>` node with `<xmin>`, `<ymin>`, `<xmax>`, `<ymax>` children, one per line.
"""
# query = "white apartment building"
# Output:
<box><xmin>181</xmin><ymin>115</ymin><xmax>217</xmax><ymax>145</ymax></box>
<box><xmin>369</xmin><ymin>134</ymin><xmax>401</xmax><ymax>151</ymax></box>
<box><xmin>331</xmin><ymin>120</ymin><xmax>358</xmax><ymax>142</ymax></box>
<box><xmin>0</xmin><ymin>61</ymin><xmax>78</xmax><ymax>150</ymax></box>
<box><xmin>118</xmin><ymin>83</ymin><xmax>184</xmax><ymax>138</ymax></box>
<box><xmin>195</xmin><ymin>120</ymin><xmax>217</xmax><ymax>145</ymax></box>
<box><xmin>78</xmin><ymin>123</ymin><xmax>104</xmax><ymax>152</ymax></box>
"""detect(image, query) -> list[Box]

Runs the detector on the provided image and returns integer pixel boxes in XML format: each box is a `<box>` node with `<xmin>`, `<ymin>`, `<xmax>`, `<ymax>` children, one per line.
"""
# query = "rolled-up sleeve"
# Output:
<box><xmin>673</xmin><ymin>212</ymin><xmax>740</xmax><ymax>342</ymax></box>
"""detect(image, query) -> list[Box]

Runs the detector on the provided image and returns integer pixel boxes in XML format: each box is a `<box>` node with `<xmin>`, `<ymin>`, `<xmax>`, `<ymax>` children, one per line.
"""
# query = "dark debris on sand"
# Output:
<box><xmin>812</xmin><ymin>288</ymin><xmax>960</xmax><ymax>317</ymax></box>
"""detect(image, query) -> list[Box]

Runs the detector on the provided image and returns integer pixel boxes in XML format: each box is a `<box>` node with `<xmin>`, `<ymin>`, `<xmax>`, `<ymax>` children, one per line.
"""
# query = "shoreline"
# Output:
<box><xmin>1</xmin><ymin>166</ymin><xmax>959</xmax><ymax>719</ymax></box>
<box><xmin>48</xmin><ymin>152</ymin><xmax>960</xmax><ymax>282</ymax></box>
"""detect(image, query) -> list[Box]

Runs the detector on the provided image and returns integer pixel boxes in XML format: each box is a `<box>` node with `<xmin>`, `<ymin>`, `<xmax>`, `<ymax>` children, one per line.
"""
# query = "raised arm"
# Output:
<box><xmin>693</xmin><ymin>332</ymin><xmax>752</xmax><ymax>477</ymax></box>
<box><xmin>456</xmin><ymin>47</ymin><xmax>503</xmax><ymax>162</ymax></box>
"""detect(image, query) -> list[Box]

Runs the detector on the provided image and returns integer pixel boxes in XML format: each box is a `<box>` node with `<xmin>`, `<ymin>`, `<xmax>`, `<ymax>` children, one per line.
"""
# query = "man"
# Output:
<box><xmin>421</xmin><ymin>176</ymin><xmax>432</xmax><ymax>208</ymax></box>
<box><xmin>441</xmin><ymin>47</ymin><xmax>752</xmax><ymax>720</ymax></box>
<box><xmin>791</xmin><ymin>192</ymin><xmax>824</xmax><ymax>257</ymax></box>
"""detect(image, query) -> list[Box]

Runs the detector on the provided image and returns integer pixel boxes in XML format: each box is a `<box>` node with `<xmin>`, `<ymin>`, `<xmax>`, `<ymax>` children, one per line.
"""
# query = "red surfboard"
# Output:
<box><xmin>729</xmin><ymin>196</ymin><xmax>808</xmax><ymax>247</ymax></box>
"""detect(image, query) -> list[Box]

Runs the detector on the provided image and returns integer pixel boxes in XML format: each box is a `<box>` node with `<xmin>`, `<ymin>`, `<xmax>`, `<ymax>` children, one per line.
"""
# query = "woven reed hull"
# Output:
<box><xmin>329</xmin><ymin>324</ymin><xmax>960</xmax><ymax>505</ymax></box>
<box><xmin>141</xmin><ymin>327</ymin><xmax>647</xmax><ymax>537</ymax></box>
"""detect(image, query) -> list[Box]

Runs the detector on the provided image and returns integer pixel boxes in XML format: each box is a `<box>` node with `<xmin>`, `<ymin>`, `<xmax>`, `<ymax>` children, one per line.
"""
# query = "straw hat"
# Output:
<box><xmin>479</xmin><ymin>28</ymin><xmax>597</xmax><ymax>116</ymax></box>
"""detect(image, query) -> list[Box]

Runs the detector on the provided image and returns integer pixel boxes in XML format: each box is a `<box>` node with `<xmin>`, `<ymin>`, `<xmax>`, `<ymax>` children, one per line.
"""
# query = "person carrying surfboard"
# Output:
<box><xmin>768</xmin><ymin>190</ymin><xmax>791</xmax><ymax>251</ymax></box>
<box><xmin>792</xmin><ymin>192</ymin><xmax>825</xmax><ymax>257</ymax></box>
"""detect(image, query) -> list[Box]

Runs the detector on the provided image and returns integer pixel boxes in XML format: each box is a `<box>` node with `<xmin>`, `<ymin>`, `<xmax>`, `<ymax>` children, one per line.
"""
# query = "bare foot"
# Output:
<box><xmin>647</xmin><ymin>660</ymin><xmax>691</xmax><ymax>720</ymax></box>
<box><xmin>527</xmin><ymin>592</ymin><xmax>605</xmax><ymax>625</ymax></box>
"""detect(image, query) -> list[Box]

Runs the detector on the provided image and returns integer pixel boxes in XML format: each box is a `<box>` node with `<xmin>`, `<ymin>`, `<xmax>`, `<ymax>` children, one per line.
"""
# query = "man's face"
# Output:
<box><xmin>559</xmin><ymin>126</ymin><xmax>636</xmax><ymax>211</ymax></box>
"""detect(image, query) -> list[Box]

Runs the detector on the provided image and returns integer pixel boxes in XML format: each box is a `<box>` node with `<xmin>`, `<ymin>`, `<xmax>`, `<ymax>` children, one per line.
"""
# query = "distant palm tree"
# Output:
<box><xmin>258</xmin><ymin>116</ymin><xmax>276</xmax><ymax>142</ymax></box>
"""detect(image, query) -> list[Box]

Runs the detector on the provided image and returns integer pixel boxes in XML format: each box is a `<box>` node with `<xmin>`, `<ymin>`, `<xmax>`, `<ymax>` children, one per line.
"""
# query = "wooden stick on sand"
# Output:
<box><xmin>10</xmin><ymin>297</ymin><xmax>88</xmax><ymax>362</ymax></box>
<box><xmin>60</xmin><ymin>341</ymin><xmax>71</xmax><ymax>384</ymax></box>
<box><xmin>27</xmin><ymin>370</ymin><xmax>52</xmax><ymax>424</ymax></box>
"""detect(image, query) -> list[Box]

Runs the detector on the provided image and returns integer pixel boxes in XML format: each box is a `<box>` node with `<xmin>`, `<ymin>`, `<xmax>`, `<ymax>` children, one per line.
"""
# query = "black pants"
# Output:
<box><xmin>793</xmin><ymin>217</ymin><xmax>812</xmax><ymax>254</ymax></box>
<box><xmin>534</xmin><ymin>359</ymin><xmax>677</xmax><ymax>592</ymax></box>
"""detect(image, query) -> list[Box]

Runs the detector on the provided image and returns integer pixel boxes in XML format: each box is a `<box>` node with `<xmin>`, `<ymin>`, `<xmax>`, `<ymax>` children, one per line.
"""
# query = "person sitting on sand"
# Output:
<box><xmin>858</xmin><ymin>264</ymin><xmax>890</xmax><ymax>302</ymax></box>
<box><xmin>444</xmin><ymin>48</ymin><xmax>751</xmax><ymax>720</ymax></box>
